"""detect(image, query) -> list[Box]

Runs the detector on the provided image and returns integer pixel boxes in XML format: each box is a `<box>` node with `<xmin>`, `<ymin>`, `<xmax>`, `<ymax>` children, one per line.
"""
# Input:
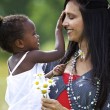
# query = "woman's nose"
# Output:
<box><xmin>62</xmin><ymin>21</ymin><xmax>69</xmax><ymax>29</ymax></box>
<box><xmin>62</xmin><ymin>18</ymin><xmax>69</xmax><ymax>28</ymax></box>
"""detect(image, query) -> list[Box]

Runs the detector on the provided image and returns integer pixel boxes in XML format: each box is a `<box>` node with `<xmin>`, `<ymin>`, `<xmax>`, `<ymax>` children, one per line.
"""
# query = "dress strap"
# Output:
<box><xmin>8</xmin><ymin>51</ymin><xmax>29</xmax><ymax>75</ymax></box>
<box><xmin>7</xmin><ymin>56</ymin><xmax>12</xmax><ymax>74</ymax></box>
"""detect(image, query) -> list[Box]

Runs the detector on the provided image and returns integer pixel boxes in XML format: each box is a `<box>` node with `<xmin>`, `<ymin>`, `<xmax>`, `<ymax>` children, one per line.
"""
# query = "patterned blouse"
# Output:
<box><xmin>49</xmin><ymin>71</ymin><xmax>110</xmax><ymax>110</ymax></box>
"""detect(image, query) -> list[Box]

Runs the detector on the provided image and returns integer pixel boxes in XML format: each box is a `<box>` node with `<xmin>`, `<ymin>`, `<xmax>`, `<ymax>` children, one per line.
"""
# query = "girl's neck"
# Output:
<box><xmin>13</xmin><ymin>49</ymin><xmax>27</xmax><ymax>55</ymax></box>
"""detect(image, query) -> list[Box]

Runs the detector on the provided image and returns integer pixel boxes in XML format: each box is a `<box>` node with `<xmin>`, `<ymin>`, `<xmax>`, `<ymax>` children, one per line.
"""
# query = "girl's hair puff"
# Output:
<box><xmin>0</xmin><ymin>14</ymin><xmax>29</xmax><ymax>53</ymax></box>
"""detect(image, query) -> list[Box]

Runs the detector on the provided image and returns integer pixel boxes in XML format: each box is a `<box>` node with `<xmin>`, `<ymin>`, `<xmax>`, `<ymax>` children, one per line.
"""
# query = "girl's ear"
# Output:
<box><xmin>15</xmin><ymin>39</ymin><xmax>24</xmax><ymax>48</ymax></box>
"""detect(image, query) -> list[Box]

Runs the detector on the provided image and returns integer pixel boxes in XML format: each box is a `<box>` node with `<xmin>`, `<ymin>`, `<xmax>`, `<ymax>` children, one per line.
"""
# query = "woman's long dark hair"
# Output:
<box><xmin>60</xmin><ymin>0</ymin><xmax>110</xmax><ymax>109</ymax></box>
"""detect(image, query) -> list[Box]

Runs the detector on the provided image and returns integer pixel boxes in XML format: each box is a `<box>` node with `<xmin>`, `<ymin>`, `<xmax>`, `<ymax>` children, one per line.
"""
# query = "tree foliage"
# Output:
<box><xmin>0</xmin><ymin>0</ymin><xmax>64</xmax><ymax>49</ymax></box>
<box><xmin>0</xmin><ymin>0</ymin><xmax>110</xmax><ymax>49</ymax></box>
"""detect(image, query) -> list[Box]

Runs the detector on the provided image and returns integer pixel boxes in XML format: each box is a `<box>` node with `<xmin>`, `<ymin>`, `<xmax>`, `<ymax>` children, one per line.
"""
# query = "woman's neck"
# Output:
<box><xmin>78</xmin><ymin>39</ymin><xmax>88</xmax><ymax>58</ymax></box>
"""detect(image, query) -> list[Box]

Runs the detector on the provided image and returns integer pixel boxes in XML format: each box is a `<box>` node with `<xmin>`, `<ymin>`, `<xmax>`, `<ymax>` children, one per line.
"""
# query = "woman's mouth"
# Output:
<box><xmin>67</xmin><ymin>29</ymin><xmax>73</xmax><ymax>34</ymax></box>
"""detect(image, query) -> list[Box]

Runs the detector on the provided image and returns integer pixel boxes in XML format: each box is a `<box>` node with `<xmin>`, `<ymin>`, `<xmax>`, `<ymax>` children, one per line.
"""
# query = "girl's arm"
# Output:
<box><xmin>28</xmin><ymin>11</ymin><xmax>65</xmax><ymax>64</ymax></box>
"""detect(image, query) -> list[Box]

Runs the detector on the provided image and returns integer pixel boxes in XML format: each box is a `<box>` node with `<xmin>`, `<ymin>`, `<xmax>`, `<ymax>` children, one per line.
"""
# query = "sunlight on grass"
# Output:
<box><xmin>0</xmin><ymin>53</ymin><xmax>9</xmax><ymax>110</ymax></box>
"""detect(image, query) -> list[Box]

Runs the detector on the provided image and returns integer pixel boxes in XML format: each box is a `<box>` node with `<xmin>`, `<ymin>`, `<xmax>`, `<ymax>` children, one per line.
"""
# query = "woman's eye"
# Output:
<box><xmin>69</xmin><ymin>15</ymin><xmax>74</xmax><ymax>19</ymax></box>
<box><xmin>68</xmin><ymin>14</ymin><xmax>75</xmax><ymax>19</ymax></box>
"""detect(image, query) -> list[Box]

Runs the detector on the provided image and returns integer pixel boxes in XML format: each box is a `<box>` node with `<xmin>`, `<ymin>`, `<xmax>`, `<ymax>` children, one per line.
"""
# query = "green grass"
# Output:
<box><xmin>0</xmin><ymin>51</ymin><xmax>9</xmax><ymax>110</ymax></box>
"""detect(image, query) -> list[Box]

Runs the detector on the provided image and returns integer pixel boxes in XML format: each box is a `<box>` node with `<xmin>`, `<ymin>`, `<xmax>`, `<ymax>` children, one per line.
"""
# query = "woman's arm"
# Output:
<box><xmin>45</xmin><ymin>64</ymin><xmax>66</xmax><ymax>78</ymax></box>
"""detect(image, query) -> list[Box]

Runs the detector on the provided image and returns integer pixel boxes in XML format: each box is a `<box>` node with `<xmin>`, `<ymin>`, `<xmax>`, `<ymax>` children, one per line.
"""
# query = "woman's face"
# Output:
<box><xmin>63</xmin><ymin>0</ymin><xmax>84</xmax><ymax>42</ymax></box>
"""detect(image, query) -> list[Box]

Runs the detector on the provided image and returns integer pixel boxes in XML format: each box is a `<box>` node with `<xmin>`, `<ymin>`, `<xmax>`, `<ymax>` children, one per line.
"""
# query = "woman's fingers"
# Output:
<box><xmin>42</xmin><ymin>107</ymin><xmax>51</xmax><ymax>110</ymax></box>
<box><xmin>42</xmin><ymin>98</ymin><xmax>57</xmax><ymax>104</ymax></box>
<box><xmin>55</xmin><ymin>64</ymin><xmax>66</xmax><ymax>71</ymax></box>
<box><xmin>42</xmin><ymin>98</ymin><xmax>64</xmax><ymax>110</ymax></box>
<box><xmin>53</xmin><ymin>64</ymin><xmax>66</xmax><ymax>75</ymax></box>
<box><xmin>42</xmin><ymin>98</ymin><xmax>57</xmax><ymax>110</ymax></box>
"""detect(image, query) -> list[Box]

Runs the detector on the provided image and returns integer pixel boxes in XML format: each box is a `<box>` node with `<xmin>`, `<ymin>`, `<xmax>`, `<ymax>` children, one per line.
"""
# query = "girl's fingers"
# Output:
<box><xmin>59</xmin><ymin>11</ymin><xmax>65</xmax><ymax>19</ymax></box>
<box><xmin>56</xmin><ymin>11</ymin><xmax>65</xmax><ymax>29</ymax></box>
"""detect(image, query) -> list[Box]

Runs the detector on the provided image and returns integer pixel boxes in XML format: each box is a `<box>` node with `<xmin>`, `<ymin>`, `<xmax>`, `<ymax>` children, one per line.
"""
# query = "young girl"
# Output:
<box><xmin>0</xmin><ymin>14</ymin><xmax>65</xmax><ymax>110</ymax></box>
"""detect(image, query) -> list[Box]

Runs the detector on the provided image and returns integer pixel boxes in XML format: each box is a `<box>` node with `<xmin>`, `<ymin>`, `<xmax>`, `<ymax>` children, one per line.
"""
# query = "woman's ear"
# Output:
<box><xmin>15</xmin><ymin>39</ymin><xmax>24</xmax><ymax>48</ymax></box>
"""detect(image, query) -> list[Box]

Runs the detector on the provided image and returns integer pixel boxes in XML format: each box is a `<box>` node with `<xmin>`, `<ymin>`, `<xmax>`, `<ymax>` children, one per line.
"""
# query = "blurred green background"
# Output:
<box><xmin>0</xmin><ymin>0</ymin><xmax>110</xmax><ymax>109</ymax></box>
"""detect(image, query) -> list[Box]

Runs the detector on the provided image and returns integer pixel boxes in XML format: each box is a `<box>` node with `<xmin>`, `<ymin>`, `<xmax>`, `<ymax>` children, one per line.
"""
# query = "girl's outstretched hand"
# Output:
<box><xmin>41</xmin><ymin>98</ymin><xmax>68</xmax><ymax>110</ymax></box>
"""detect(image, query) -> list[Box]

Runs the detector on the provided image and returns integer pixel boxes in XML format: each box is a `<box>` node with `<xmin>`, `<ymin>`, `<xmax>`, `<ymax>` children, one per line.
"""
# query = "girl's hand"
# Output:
<box><xmin>41</xmin><ymin>98</ymin><xmax>68</xmax><ymax>110</ymax></box>
<box><xmin>53</xmin><ymin>64</ymin><xmax>66</xmax><ymax>76</ymax></box>
<box><xmin>56</xmin><ymin>11</ymin><xmax>65</xmax><ymax>30</ymax></box>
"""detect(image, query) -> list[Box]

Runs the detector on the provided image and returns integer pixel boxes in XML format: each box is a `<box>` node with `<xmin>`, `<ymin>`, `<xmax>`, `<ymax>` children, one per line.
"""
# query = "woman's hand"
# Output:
<box><xmin>41</xmin><ymin>98</ymin><xmax>68</xmax><ymax>110</ymax></box>
<box><xmin>53</xmin><ymin>64</ymin><xmax>66</xmax><ymax>76</ymax></box>
<box><xmin>45</xmin><ymin>64</ymin><xmax>66</xmax><ymax>78</ymax></box>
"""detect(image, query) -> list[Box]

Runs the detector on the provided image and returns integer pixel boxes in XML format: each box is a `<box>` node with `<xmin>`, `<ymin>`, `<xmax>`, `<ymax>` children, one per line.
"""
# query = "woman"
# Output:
<box><xmin>42</xmin><ymin>0</ymin><xmax>110</xmax><ymax>109</ymax></box>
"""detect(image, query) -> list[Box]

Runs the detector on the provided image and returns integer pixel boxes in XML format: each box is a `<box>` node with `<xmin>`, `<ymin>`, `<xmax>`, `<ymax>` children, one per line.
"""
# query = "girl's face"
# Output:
<box><xmin>22</xmin><ymin>19</ymin><xmax>40</xmax><ymax>51</ymax></box>
<box><xmin>63</xmin><ymin>0</ymin><xmax>84</xmax><ymax>42</ymax></box>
